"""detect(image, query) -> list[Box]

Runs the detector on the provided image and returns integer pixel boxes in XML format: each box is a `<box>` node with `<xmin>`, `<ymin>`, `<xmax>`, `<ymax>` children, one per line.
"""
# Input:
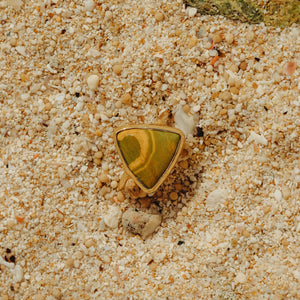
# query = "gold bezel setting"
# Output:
<box><xmin>114</xmin><ymin>124</ymin><xmax>185</xmax><ymax>193</ymax></box>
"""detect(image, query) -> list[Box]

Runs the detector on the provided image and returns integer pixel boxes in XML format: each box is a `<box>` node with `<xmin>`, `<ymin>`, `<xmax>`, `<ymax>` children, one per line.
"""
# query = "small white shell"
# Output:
<box><xmin>174</xmin><ymin>105</ymin><xmax>195</xmax><ymax>136</ymax></box>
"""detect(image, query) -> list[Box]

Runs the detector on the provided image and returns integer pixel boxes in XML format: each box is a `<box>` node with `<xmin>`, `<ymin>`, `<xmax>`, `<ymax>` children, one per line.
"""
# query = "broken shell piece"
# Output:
<box><xmin>122</xmin><ymin>208</ymin><xmax>161</xmax><ymax>239</ymax></box>
<box><xmin>174</xmin><ymin>105</ymin><xmax>195</xmax><ymax>136</ymax></box>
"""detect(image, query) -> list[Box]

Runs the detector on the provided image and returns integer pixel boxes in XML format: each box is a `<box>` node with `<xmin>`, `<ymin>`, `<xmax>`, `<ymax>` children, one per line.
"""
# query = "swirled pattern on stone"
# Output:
<box><xmin>115</xmin><ymin>125</ymin><xmax>184</xmax><ymax>193</ymax></box>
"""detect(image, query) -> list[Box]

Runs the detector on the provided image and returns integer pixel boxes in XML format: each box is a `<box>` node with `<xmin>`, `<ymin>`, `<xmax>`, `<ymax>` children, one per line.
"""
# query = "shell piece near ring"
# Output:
<box><xmin>114</xmin><ymin>125</ymin><xmax>185</xmax><ymax>193</ymax></box>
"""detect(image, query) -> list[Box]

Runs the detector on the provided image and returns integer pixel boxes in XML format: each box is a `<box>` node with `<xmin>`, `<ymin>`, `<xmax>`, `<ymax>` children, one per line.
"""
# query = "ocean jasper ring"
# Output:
<box><xmin>114</xmin><ymin>124</ymin><xmax>185</xmax><ymax>193</ymax></box>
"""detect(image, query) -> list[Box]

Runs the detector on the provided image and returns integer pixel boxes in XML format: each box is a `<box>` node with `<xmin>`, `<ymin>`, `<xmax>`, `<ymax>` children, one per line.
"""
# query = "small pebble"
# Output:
<box><xmin>225</xmin><ymin>33</ymin><xmax>234</xmax><ymax>44</ymax></box>
<box><xmin>95</xmin><ymin>128</ymin><xmax>103</xmax><ymax>137</ymax></box>
<box><xmin>111</xmin><ymin>180</ymin><xmax>118</xmax><ymax>189</ymax></box>
<box><xmin>283</xmin><ymin>61</ymin><xmax>296</xmax><ymax>76</ymax></box>
<box><xmin>247</xmin><ymin>131</ymin><xmax>268</xmax><ymax>146</ymax></box>
<box><xmin>85</xmin><ymin>0</ymin><xmax>95</xmax><ymax>11</ymax></box>
<box><xmin>235</xmin><ymin>272</ymin><xmax>247</xmax><ymax>283</ymax></box>
<box><xmin>84</xmin><ymin>238</ymin><xmax>95</xmax><ymax>248</ymax></box>
<box><xmin>112</xmin><ymin>64</ymin><xmax>122</xmax><ymax>75</ymax></box>
<box><xmin>274</xmin><ymin>189</ymin><xmax>282</xmax><ymax>201</ymax></box>
<box><xmin>186</xmin><ymin>6</ymin><xmax>197</xmax><ymax>17</ymax></box>
<box><xmin>65</xmin><ymin>257</ymin><xmax>74</xmax><ymax>268</ymax></box>
<box><xmin>94</xmin><ymin>151</ymin><xmax>103</xmax><ymax>160</ymax></box>
<box><xmin>103</xmin><ymin>206</ymin><xmax>122</xmax><ymax>229</ymax></box>
<box><xmin>87</xmin><ymin>74</ymin><xmax>100</xmax><ymax>90</ymax></box>
<box><xmin>122</xmin><ymin>209</ymin><xmax>161</xmax><ymax>239</ymax></box>
<box><xmin>212</xmin><ymin>33</ymin><xmax>223</xmax><ymax>44</ymax></box>
<box><xmin>169</xmin><ymin>192</ymin><xmax>178</xmax><ymax>201</ymax></box>
<box><xmin>154</xmin><ymin>12</ymin><xmax>164</xmax><ymax>22</ymax></box>
<box><xmin>206</xmin><ymin>189</ymin><xmax>227</xmax><ymax>211</ymax></box>
<box><xmin>99</xmin><ymin>172</ymin><xmax>109</xmax><ymax>184</ymax></box>
<box><xmin>179</xmin><ymin>160</ymin><xmax>189</xmax><ymax>169</ymax></box>
<box><xmin>121</xmin><ymin>93</ymin><xmax>132</xmax><ymax>105</ymax></box>
<box><xmin>188</xmin><ymin>36</ymin><xmax>198</xmax><ymax>48</ymax></box>
<box><xmin>239</xmin><ymin>61</ymin><xmax>248</xmax><ymax>71</ymax></box>
<box><xmin>16</xmin><ymin>46</ymin><xmax>26</xmax><ymax>56</ymax></box>
<box><xmin>281</xmin><ymin>185</ymin><xmax>291</xmax><ymax>200</ymax></box>
<box><xmin>116</xmin><ymin>191</ymin><xmax>125</xmax><ymax>202</ymax></box>
<box><xmin>13</xmin><ymin>265</ymin><xmax>24</xmax><ymax>283</ymax></box>
<box><xmin>174</xmin><ymin>105</ymin><xmax>195</xmax><ymax>136</ymax></box>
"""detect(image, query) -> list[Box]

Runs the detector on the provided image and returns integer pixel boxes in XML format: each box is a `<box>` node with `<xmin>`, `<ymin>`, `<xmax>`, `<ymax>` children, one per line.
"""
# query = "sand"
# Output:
<box><xmin>0</xmin><ymin>0</ymin><xmax>299</xmax><ymax>299</ymax></box>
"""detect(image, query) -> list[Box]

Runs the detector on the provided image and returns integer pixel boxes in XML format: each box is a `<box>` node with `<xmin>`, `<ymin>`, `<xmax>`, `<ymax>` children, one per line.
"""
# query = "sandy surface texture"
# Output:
<box><xmin>0</xmin><ymin>0</ymin><xmax>299</xmax><ymax>299</ymax></box>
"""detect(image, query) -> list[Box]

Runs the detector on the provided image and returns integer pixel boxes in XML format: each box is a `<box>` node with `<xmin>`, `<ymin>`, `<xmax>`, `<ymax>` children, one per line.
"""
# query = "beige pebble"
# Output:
<box><xmin>64</xmin><ymin>217</ymin><xmax>72</xmax><ymax>226</ymax></box>
<box><xmin>154</xmin><ymin>12</ymin><xmax>164</xmax><ymax>22</ymax></box>
<box><xmin>87</xmin><ymin>74</ymin><xmax>100</xmax><ymax>90</ymax></box>
<box><xmin>239</xmin><ymin>61</ymin><xmax>248</xmax><ymax>71</ymax></box>
<box><xmin>121</xmin><ymin>93</ymin><xmax>132</xmax><ymax>105</ymax></box>
<box><xmin>281</xmin><ymin>185</ymin><xmax>291</xmax><ymax>200</ymax></box>
<box><xmin>219</xmin><ymin>91</ymin><xmax>232</xmax><ymax>101</ymax></box>
<box><xmin>103</xmin><ymin>206</ymin><xmax>122</xmax><ymax>228</ymax></box>
<box><xmin>111</xmin><ymin>180</ymin><xmax>118</xmax><ymax>189</ymax></box>
<box><xmin>99</xmin><ymin>172</ymin><xmax>109</xmax><ymax>184</ymax></box>
<box><xmin>99</xmin><ymin>186</ymin><xmax>111</xmax><ymax>196</ymax></box>
<box><xmin>112</xmin><ymin>64</ymin><xmax>122</xmax><ymax>75</ymax></box>
<box><xmin>122</xmin><ymin>208</ymin><xmax>161</xmax><ymax>239</ymax></box>
<box><xmin>225</xmin><ymin>33</ymin><xmax>234</xmax><ymax>44</ymax></box>
<box><xmin>84</xmin><ymin>238</ymin><xmax>95</xmax><ymax>248</ymax></box>
<box><xmin>179</xmin><ymin>160</ymin><xmax>189</xmax><ymax>169</ymax></box>
<box><xmin>74</xmin><ymin>251</ymin><xmax>83</xmax><ymax>260</ymax></box>
<box><xmin>204</xmin><ymin>77</ymin><xmax>213</xmax><ymax>87</ymax></box>
<box><xmin>212</xmin><ymin>33</ymin><xmax>223</xmax><ymax>44</ymax></box>
<box><xmin>44</xmin><ymin>102</ymin><xmax>52</xmax><ymax>111</ymax></box>
<box><xmin>169</xmin><ymin>192</ymin><xmax>178</xmax><ymax>201</ymax></box>
<box><xmin>230</xmin><ymin>86</ymin><xmax>239</xmax><ymax>95</ymax></box>
<box><xmin>229</xmin><ymin>64</ymin><xmax>239</xmax><ymax>73</ymax></box>
<box><xmin>94</xmin><ymin>151</ymin><xmax>103</xmax><ymax>159</ymax></box>
<box><xmin>188</xmin><ymin>36</ymin><xmax>198</xmax><ymax>48</ymax></box>
<box><xmin>116</xmin><ymin>191</ymin><xmax>125</xmax><ymax>202</ymax></box>
<box><xmin>65</xmin><ymin>257</ymin><xmax>74</xmax><ymax>268</ymax></box>
<box><xmin>95</xmin><ymin>128</ymin><xmax>103</xmax><ymax>137</ymax></box>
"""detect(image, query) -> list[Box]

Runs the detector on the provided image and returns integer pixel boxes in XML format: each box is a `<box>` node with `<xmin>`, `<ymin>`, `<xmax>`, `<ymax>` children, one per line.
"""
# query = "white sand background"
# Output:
<box><xmin>0</xmin><ymin>0</ymin><xmax>299</xmax><ymax>299</ymax></box>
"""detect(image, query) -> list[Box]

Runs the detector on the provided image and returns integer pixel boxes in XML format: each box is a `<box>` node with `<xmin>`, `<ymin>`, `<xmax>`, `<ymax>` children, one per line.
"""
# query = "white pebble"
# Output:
<box><xmin>247</xmin><ymin>131</ymin><xmax>268</xmax><ymax>145</ymax></box>
<box><xmin>206</xmin><ymin>189</ymin><xmax>228</xmax><ymax>211</ymax></box>
<box><xmin>55</xmin><ymin>93</ymin><xmax>65</xmax><ymax>104</ymax></box>
<box><xmin>21</xmin><ymin>93</ymin><xmax>30</xmax><ymax>101</ymax></box>
<box><xmin>186</xmin><ymin>7</ymin><xmax>197</xmax><ymax>18</ymax></box>
<box><xmin>273</xmin><ymin>189</ymin><xmax>282</xmax><ymax>201</ymax></box>
<box><xmin>225</xmin><ymin>33</ymin><xmax>234</xmax><ymax>44</ymax></box>
<box><xmin>87</xmin><ymin>74</ymin><xmax>100</xmax><ymax>90</ymax></box>
<box><xmin>13</xmin><ymin>265</ymin><xmax>24</xmax><ymax>283</ymax></box>
<box><xmin>16</xmin><ymin>45</ymin><xmax>26</xmax><ymax>56</ymax></box>
<box><xmin>174</xmin><ymin>105</ymin><xmax>195</xmax><ymax>136</ymax></box>
<box><xmin>85</xmin><ymin>0</ymin><xmax>95</xmax><ymax>11</ymax></box>
<box><xmin>122</xmin><ymin>209</ymin><xmax>161</xmax><ymax>239</ymax></box>
<box><xmin>86</xmin><ymin>48</ymin><xmax>101</xmax><ymax>58</ymax></box>
<box><xmin>235</xmin><ymin>271</ymin><xmax>247</xmax><ymax>283</ymax></box>
<box><xmin>103</xmin><ymin>206</ymin><xmax>122</xmax><ymax>229</ymax></box>
<box><xmin>161</xmin><ymin>83</ymin><xmax>168</xmax><ymax>91</ymax></box>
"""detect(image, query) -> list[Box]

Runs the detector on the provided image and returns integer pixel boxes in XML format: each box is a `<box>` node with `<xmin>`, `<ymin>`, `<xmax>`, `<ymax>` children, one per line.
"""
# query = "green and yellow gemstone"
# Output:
<box><xmin>114</xmin><ymin>125</ymin><xmax>185</xmax><ymax>193</ymax></box>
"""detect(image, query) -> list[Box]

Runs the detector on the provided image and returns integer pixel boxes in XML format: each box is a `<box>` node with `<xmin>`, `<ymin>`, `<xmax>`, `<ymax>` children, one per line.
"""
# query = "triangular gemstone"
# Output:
<box><xmin>114</xmin><ymin>125</ymin><xmax>185</xmax><ymax>193</ymax></box>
